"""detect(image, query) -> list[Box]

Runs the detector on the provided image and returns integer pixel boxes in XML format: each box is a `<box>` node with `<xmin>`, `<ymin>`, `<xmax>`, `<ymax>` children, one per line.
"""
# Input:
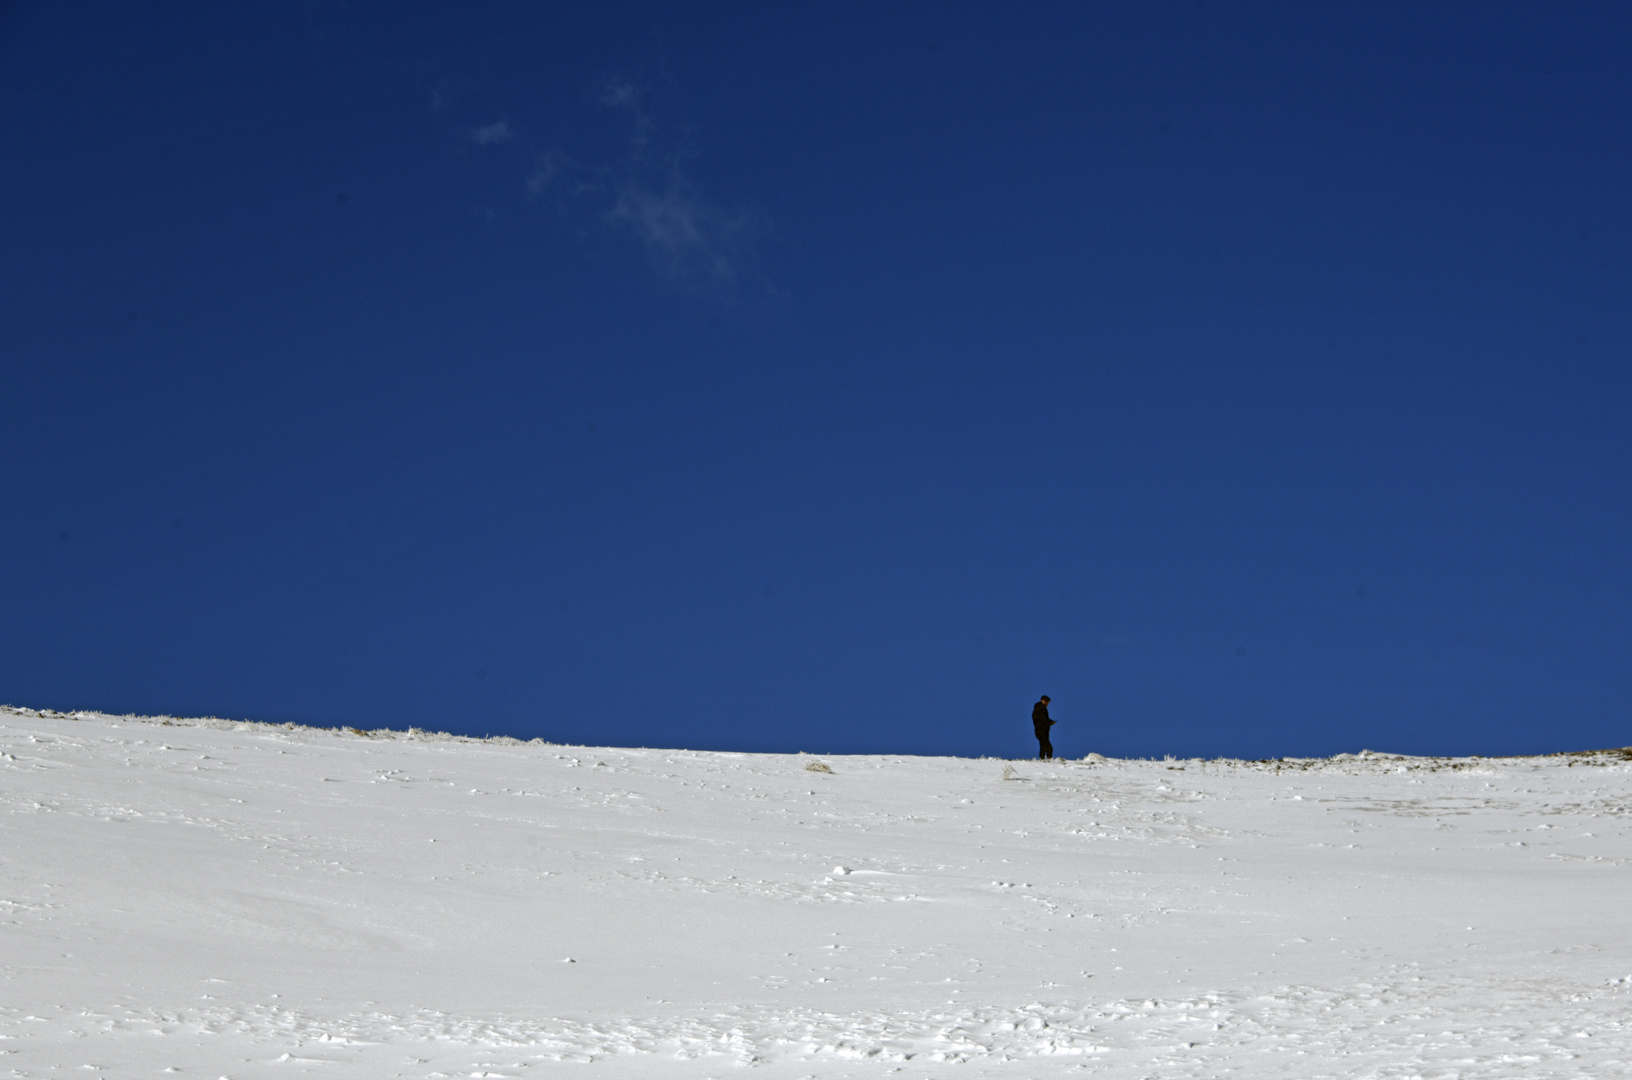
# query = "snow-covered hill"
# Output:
<box><xmin>3</xmin><ymin>705</ymin><xmax>1630</xmax><ymax>1078</ymax></box>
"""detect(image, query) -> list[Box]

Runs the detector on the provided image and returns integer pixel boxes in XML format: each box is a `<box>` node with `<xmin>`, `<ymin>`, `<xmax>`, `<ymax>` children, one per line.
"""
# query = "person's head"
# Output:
<box><xmin>1039</xmin><ymin>695</ymin><xmax>1050</xmax><ymax>704</ymax></box>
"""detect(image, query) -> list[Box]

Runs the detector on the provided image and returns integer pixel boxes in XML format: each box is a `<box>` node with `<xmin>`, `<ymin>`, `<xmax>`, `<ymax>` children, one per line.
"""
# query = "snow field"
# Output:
<box><xmin>2</xmin><ymin>705</ymin><xmax>1630</xmax><ymax>1078</ymax></box>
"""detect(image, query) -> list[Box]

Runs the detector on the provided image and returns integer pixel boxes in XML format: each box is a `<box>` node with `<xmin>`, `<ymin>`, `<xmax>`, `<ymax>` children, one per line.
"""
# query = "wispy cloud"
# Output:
<box><xmin>472</xmin><ymin>120</ymin><xmax>513</xmax><ymax>146</ymax></box>
<box><xmin>527</xmin><ymin>82</ymin><xmax>765</xmax><ymax>301</ymax></box>
<box><xmin>608</xmin><ymin>174</ymin><xmax>755</xmax><ymax>288</ymax></box>
<box><xmin>525</xmin><ymin>150</ymin><xmax>569</xmax><ymax>197</ymax></box>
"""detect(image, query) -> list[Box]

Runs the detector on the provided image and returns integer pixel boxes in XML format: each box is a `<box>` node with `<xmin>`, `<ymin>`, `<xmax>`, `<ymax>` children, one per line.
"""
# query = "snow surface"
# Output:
<box><xmin>3</xmin><ymin>705</ymin><xmax>1631</xmax><ymax>1079</ymax></box>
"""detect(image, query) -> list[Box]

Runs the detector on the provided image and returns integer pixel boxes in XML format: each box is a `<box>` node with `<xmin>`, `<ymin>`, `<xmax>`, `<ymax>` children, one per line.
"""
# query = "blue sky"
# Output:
<box><xmin>4</xmin><ymin>2</ymin><xmax>1629</xmax><ymax>758</ymax></box>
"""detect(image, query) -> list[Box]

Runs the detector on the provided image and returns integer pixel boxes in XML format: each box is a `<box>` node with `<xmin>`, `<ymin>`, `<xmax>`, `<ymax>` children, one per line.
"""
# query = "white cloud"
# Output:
<box><xmin>608</xmin><ymin>171</ymin><xmax>755</xmax><ymax>288</ymax></box>
<box><xmin>599</xmin><ymin>80</ymin><xmax>654</xmax><ymax>155</ymax></box>
<box><xmin>528</xmin><ymin>82</ymin><xmax>764</xmax><ymax>300</ymax></box>
<box><xmin>526</xmin><ymin>150</ymin><xmax>569</xmax><ymax>196</ymax></box>
<box><xmin>472</xmin><ymin>120</ymin><xmax>513</xmax><ymax>146</ymax></box>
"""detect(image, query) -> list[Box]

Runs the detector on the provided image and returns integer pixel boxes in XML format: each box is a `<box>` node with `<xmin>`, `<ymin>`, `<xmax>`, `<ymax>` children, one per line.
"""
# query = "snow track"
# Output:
<box><xmin>2</xmin><ymin>705</ymin><xmax>1630</xmax><ymax>1078</ymax></box>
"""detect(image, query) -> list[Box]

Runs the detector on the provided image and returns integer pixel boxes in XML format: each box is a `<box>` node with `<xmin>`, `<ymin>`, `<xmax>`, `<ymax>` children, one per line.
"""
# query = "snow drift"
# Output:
<box><xmin>2</xmin><ymin>704</ymin><xmax>1629</xmax><ymax>1078</ymax></box>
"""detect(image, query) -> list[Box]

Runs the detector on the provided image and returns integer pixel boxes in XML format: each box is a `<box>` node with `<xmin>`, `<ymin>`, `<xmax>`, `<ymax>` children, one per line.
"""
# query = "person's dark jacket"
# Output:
<box><xmin>1032</xmin><ymin>700</ymin><xmax>1054</xmax><ymax>735</ymax></box>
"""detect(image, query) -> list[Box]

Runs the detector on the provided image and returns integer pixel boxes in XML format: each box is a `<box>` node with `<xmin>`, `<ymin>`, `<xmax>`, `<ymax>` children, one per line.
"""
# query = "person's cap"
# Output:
<box><xmin>1040</xmin><ymin>695</ymin><xmax>1050</xmax><ymax>702</ymax></box>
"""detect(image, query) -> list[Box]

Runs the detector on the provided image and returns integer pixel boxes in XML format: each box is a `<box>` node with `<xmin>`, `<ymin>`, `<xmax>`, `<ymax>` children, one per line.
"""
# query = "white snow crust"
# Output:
<box><xmin>2</xmin><ymin>704</ymin><xmax>1630</xmax><ymax>1078</ymax></box>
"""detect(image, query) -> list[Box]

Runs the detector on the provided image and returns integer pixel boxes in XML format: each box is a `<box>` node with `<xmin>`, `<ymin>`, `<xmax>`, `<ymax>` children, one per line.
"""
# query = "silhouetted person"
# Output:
<box><xmin>1032</xmin><ymin>695</ymin><xmax>1054</xmax><ymax>760</ymax></box>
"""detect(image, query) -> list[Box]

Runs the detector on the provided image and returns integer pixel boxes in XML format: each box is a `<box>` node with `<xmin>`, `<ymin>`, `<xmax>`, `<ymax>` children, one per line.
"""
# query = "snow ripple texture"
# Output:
<box><xmin>2</xmin><ymin>705</ymin><xmax>1630</xmax><ymax>1078</ymax></box>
